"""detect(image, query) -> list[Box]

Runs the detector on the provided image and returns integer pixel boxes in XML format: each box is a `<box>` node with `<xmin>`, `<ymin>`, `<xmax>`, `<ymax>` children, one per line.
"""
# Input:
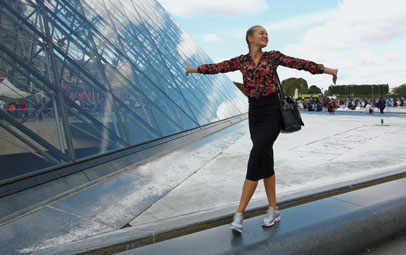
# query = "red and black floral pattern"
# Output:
<box><xmin>197</xmin><ymin>51</ymin><xmax>324</xmax><ymax>98</ymax></box>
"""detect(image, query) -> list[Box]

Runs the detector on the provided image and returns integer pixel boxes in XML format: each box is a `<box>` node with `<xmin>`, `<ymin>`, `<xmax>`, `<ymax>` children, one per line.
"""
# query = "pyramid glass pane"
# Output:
<box><xmin>80</xmin><ymin>0</ymin><xmax>198</xmax><ymax>126</ymax></box>
<box><xmin>0</xmin><ymin>42</ymin><xmax>72</xmax><ymax>157</ymax></box>
<box><xmin>0</xmin><ymin>0</ymin><xmax>247</xmax><ymax>185</ymax></box>
<box><xmin>51</xmin><ymin>50</ymin><xmax>128</xmax><ymax>142</ymax></box>
<box><xmin>43</xmin><ymin>9</ymin><xmax>108</xmax><ymax>88</ymax></box>
<box><xmin>0</xmin><ymin>124</ymin><xmax>67</xmax><ymax>181</ymax></box>
<box><xmin>113</xmin><ymin>98</ymin><xmax>161</xmax><ymax>146</ymax></box>
<box><xmin>64</xmin><ymin>100</ymin><xmax>127</xmax><ymax>160</ymax></box>
<box><xmin>103</xmin><ymin>64</ymin><xmax>162</xmax><ymax>136</ymax></box>
<box><xmin>129</xmin><ymin>0</ymin><xmax>246</xmax><ymax>124</ymax></box>
<box><xmin>109</xmin><ymin>0</ymin><xmax>197</xmax><ymax>122</ymax></box>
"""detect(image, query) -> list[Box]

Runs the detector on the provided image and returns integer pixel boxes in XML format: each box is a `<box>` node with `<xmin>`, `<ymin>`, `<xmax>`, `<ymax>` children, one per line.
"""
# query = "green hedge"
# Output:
<box><xmin>327</xmin><ymin>84</ymin><xmax>389</xmax><ymax>98</ymax></box>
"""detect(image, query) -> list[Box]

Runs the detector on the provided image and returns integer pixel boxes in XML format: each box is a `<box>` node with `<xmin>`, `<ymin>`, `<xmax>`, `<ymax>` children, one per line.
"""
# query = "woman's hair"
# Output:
<box><xmin>245</xmin><ymin>25</ymin><xmax>262</xmax><ymax>49</ymax></box>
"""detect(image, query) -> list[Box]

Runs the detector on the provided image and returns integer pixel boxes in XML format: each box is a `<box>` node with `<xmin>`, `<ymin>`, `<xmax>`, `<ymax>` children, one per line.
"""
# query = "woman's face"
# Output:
<box><xmin>249</xmin><ymin>26</ymin><xmax>268</xmax><ymax>48</ymax></box>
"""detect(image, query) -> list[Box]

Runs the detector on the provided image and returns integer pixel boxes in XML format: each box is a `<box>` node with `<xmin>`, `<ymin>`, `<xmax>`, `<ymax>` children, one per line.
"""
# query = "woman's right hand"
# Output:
<box><xmin>185</xmin><ymin>62</ymin><xmax>198</xmax><ymax>76</ymax></box>
<box><xmin>186</xmin><ymin>62</ymin><xmax>190</xmax><ymax>76</ymax></box>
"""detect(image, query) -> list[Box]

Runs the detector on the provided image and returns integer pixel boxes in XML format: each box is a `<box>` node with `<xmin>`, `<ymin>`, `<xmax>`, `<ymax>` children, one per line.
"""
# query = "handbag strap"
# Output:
<box><xmin>270</xmin><ymin>53</ymin><xmax>286</xmax><ymax>100</ymax></box>
<box><xmin>275</xmin><ymin>73</ymin><xmax>286</xmax><ymax>100</ymax></box>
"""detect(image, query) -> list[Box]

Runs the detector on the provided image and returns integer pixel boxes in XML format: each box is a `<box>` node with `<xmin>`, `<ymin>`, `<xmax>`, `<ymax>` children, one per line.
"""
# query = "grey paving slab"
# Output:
<box><xmin>0</xmin><ymin>172</ymin><xmax>88</xmax><ymax>220</ymax></box>
<box><xmin>35</xmin><ymin>226</ymin><xmax>155</xmax><ymax>255</ymax></box>
<box><xmin>332</xmin><ymin>178</ymin><xmax>406</xmax><ymax>207</ymax></box>
<box><xmin>117</xmin><ymin>197</ymin><xmax>377</xmax><ymax>255</ymax></box>
<box><xmin>364</xmin><ymin>234</ymin><xmax>406</xmax><ymax>255</ymax></box>
<box><xmin>332</xmin><ymin>179</ymin><xmax>406</xmax><ymax>239</ymax></box>
<box><xmin>0</xmin><ymin>206</ymin><xmax>112</xmax><ymax>255</ymax></box>
<box><xmin>51</xmin><ymin>172</ymin><xmax>160</xmax><ymax>229</ymax></box>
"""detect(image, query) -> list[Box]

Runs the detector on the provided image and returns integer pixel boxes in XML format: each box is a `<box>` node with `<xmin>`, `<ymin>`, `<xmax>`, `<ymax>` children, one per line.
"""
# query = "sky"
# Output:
<box><xmin>158</xmin><ymin>0</ymin><xmax>406</xmax><ymax>91</ymax></box>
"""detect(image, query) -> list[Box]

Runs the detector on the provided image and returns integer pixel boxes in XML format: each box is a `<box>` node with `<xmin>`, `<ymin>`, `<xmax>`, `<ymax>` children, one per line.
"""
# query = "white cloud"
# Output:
<box><xmin>123</xmin><ymin>0</ymin><xmax>166</xmax><ymax>30</ymax></box>
<box><xmin>279</xmin><ymin>0</ymin><xmax>406</xmax><ymax>88</ymax></box>
<box><xmin>202</xmin><ymin>34</ymin><xmax>222</xmax><ymax>42</ymax></box>
<box><xmin>268</xmin><ymin>9</ymin><xmax>337</xmax><ymax>31</ymax></box>
<box><xmin>158</xmin><ymin>0</ymin><xmax>268</xmax><ymax>16</ymax></box>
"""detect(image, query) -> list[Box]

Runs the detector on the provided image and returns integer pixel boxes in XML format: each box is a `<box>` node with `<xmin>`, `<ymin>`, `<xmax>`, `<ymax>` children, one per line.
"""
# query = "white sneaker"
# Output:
<box><xmin>230</xmin><ymin>213</ymin><xmax>243</xmax><ymax>233</ymax></box>
<box><xmin>262</xmin><ymin>207</ymin><xmax>280</xmax><ymax>227</ymax></box>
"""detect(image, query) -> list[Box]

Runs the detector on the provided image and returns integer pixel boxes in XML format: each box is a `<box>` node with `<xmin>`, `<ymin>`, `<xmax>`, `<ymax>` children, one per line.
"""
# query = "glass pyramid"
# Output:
<box><xmin>0</xmin><ymin>0</ymin><xmax>247</xmax><ymax>186</ymax></box>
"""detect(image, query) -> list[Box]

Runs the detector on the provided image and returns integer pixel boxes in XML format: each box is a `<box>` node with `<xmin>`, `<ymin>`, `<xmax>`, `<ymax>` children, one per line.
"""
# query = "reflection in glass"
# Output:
<box><xmin>0</xmin><ymin>123</ymin><xmax>67</xmax><ymax>181</ymax></box>
<box><xmin>0</xmin><ymin>0</ymin><xmax>247</xmax><ymax>185</ymax></box>
<box><xmin>0</xmin><ymin>48</ymin><xmax>70</xmax><ymax>154</ymax></box>
<box><xmin>64</xmin><ymin>100</ymin><xmax>126</xmax><ymax>160</ymax></box>
<box><xmin>114</xmin><ymin>98</ymin><xmax>161</xmax><ymax>145</ymax></box>
<box><xmin>103</xmin><ymin>63</ymin><xmax>161</xmax><ymax>134</ymax></box>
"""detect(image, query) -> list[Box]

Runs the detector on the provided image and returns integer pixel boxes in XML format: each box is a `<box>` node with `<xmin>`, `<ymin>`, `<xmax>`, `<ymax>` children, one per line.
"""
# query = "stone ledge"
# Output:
<box><xmin>36</xmin><ymin>177</ymin><xmax>406</xmax><ymax>255</ymax></box>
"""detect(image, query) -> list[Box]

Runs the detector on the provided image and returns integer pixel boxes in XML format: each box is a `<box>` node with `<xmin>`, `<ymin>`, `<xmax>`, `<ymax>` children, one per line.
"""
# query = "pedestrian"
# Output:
<box><xmin>186</xmin><ymin>25</ymin><xmax>338</xmax><ymax>232</ymax></box>
<box><xmin>0</xmin><ymin>98</ymin><xmax>5</xmax><ymax>110</ymax></box>
<box><xmin>8</xmin><ymin>102</ymin><xmax>16</xmax><ymax>116</ymax></box>
<box><xmin>377</xmin><ymin>97</ymin><xmax>386</xmax><ymax>114</ymax></box>
<box><xmin>365</xmin><ymin>102</ymin><xmax>373</xmax><ymax>114</ymax></box>
<box><xmin>328</xmin><ymin>102</ymin><xmax>335</xmax><ymax>113</ymax></box>
<box><xmin>19</xmin><ymin>101</ymin><xmax>27</xmax><ymax>117</ymax></box>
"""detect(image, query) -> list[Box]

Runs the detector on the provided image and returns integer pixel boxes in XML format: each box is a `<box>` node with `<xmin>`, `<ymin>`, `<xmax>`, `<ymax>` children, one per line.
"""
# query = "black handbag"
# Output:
<box><xmin>276</xmin><ymin>75</ymin><xmax>304</xmax><ymax>133</ymax></box>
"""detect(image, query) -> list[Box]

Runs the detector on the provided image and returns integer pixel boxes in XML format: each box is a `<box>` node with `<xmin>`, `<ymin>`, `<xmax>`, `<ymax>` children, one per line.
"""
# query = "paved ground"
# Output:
<box><xmin>130</xmin><ymin>110</ymin><xmax>406</xmax><ymax>226</ymax></box>
<box><xmin>363</xmin><ymin>235</ymin><xmax>406</xmax><ymax>255</ymax></box>
<box><xmin>1</xmin><ymin>109</ymin><xmax>406</xmax><ymax>254</ymax></box>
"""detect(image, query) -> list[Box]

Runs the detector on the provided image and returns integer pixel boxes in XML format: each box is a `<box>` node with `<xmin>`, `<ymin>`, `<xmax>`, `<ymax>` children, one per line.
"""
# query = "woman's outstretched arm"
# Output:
<box><xmin>323</xmin><ymin>67</ymin><xmax>338</xmax><ymax>85</ymax></box>
<box><xmin>275</xmin><ymin>51</ymin><xmax>338</xmax><ymax>85</ymax></box>
<box><xmin>186</xmin><ymin>57</ymin><xmax>242</xmax><ymax>76</ymax></box>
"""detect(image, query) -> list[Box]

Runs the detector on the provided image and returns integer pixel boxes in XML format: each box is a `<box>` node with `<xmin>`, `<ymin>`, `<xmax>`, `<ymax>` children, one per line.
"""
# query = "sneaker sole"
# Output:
<box><xmin>230</xmin><ymin>225</ymin><xmax>243</xmax><ymax>233</ymax></box>
<box><xmin>262</xmin><ymin>214</ymin><xmax>281</xmax><ymax>227</ymax></box>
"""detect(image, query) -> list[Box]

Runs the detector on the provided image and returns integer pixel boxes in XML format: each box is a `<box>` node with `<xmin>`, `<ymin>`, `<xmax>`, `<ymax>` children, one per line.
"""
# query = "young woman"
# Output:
<box><xmin>186</xmin><ymin>25</ymin><xmax>338</xmax><ymax>232</ymax></box>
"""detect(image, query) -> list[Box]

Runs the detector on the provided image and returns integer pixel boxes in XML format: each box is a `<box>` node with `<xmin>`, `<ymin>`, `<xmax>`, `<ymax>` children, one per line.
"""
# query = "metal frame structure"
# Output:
<box><xmin>0</xmin><ymin>0</ymin><xmax>247</xmax><ymax>197</ymax></box>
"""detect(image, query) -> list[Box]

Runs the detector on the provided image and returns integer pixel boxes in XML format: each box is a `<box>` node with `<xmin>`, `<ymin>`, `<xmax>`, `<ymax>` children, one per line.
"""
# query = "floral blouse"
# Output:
<box><xmin>197</xmin><ymin>51</ymin><xmax>324</xmax><ymax>98</ymax></box>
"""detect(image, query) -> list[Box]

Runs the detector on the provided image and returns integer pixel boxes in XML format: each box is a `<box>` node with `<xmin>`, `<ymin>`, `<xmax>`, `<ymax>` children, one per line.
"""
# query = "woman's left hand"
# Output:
<box><xmin>332</xmin><ymin>68</ymin><xmax>338</xmax><ymax>85</ymax></box>
<box><xmin>324</xmin><ymin>67</ymin><xmax>338</xmax><ymax>85</ymax></box>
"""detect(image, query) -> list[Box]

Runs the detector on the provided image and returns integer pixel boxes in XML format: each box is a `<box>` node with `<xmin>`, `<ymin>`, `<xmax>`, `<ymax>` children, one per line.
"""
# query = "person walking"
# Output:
<box><xmin>0</xmin><ymin>99</ymin><xmax>5</xmax><ymax>110</ymax></box>
<box><xmin>377</xmin><ymin>97</ymin><xmax>386</xmax><ymax>114</ymax></box>
<box><xmin>186</xmin><ymin>25</ymin><xmax>338</xmax><ymax>232</ymax></box>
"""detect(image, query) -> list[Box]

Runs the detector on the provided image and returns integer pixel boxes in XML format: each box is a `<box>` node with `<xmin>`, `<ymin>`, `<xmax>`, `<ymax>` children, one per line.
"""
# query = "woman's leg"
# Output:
<box><xmin>263</xmin><ymin>175</ymin><xmax>277</xmax><ymax>210</ymax></box>
<box><xmin>236</xmin><ymin>178</ymin><xmax>258</xmax><ymax>214</ymax></box>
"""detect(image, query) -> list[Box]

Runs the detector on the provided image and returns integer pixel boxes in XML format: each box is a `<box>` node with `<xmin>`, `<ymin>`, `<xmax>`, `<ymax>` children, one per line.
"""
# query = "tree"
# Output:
<box><xmin>392</xmin><ymin>84</ymin><xmax>406</xmax><ymax>97</ymax></box>
<box><xmin>281</xmin><ymin>78</ymin><xmax>308</xmax><ymax>97</ymax></box>
<box><xmin>308</xmin><ymin>85</ymin><xmax>322</xmax><ymax>94</ymax></box>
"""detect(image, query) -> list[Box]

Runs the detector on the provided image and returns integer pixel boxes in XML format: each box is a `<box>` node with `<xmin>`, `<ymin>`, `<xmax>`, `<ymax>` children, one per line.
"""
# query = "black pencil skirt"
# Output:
<box><xmin>246</xmin><ymin>93</ymin><xmax>281</xmax><ymax>181</ymax></box>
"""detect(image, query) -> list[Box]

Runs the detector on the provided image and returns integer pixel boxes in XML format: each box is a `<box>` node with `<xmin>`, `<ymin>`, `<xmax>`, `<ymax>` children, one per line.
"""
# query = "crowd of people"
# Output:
<box><xmin>0</xmin><ymin>98</ymin><xmax>27</xmax><ymax>117</ymax></box>
<box><xmin>296</xmin><ymin>96</ymin><xmax>405</xmax><ymax>114</ymax></box>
